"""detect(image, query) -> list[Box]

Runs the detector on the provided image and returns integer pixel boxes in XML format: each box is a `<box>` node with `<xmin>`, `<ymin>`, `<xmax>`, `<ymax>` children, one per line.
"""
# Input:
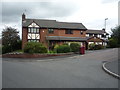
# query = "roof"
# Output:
<box><xmin>46</xmin><ymin>36</ymin><xmax>87</xmax><ymax>41</ymax></box>
<box><xmin>46</xmin><ymin>36</ymin><xmax>108</xmax><ymax>42</ymax></box>
<box><xmin>87</xmin><ymin>36</ymin><xmax>105</xmax><ymax>42</ymax></box>
<box><xmin>22</xmin><ymin>19</ymin><xmax>87</xmax><ymax>30</ymax></box>
<box><xmin>86</xmin><ymin>29</ymin><xmax>109</xmax><ymax>35</ymax></box>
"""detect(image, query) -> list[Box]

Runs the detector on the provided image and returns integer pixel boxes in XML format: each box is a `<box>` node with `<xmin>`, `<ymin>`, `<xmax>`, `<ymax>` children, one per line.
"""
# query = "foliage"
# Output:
<box><xmin>88</xmin><ymin>43</ymin><xmax>95</xmax><ymax>50</ymax></box>
<box><xmin>89</xmin><ymin>43</ymin><xmax>104</xmax><ymax>50</ymax></box>
<box><xmin>48</xmin><ymin>50</ymin><xmax>56</xmax><ymax>54</ymax></box>
<box><xmin>107</xmin><ymin>38</ymin><xmax>118</xmax><ymax>48</ymax></box>
<box><xmin>94</xmin><ymin>44</ymin><xmax>104</xmax><ymax>50</ymax></box>
<box><xmin>2</xmin><ymin>45</ymin><xmax>12</xmax><ymax>54</ymax></box>
<box><xmin>53</xmin><ymin>44</ymin><xmax>59</xmax><ymax>52</ymax></box>
<box><xmin>63</xmin><ymin>43</ymin><xmax>69</xmax><ymax>46</ymax></box>
<box><xmin>24</xmin><ymin>42</ymin><xmax>47</xmax><ymax>54</ymax></box>
<box><xmin>2</xmin><ymin>27</ymin><xmax>20</xmax><ymax>46</ymax></box>
<box><xmin>56</xmin><ymin>45</ymin><xmax>71</xmax><ymax>53</ymax></box>
<box><xmin>2</xmin><ymin>27</ymin><xmax>21</xmax><ymax>53</ymax></box>
<box><xmin>70</xmin><ymin>43</ymin><xmax>80</xmax><ymax>52</ymax></box>
<box><xmin>109</xmin><ymin>25</ymin><xmax>120</xmax><ymax>47</ymax></box>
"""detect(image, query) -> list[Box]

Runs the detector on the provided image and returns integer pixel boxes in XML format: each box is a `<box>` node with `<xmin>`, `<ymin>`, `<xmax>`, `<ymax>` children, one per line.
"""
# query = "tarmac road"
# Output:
<box><xmin>2</xmin><ymin>48</ymin><xmax>119</xmax><ymax>88</ymax></box>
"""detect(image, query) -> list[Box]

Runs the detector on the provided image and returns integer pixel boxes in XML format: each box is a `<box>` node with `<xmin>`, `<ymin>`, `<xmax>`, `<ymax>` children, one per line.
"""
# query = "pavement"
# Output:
<box><xmin>102</xmin><ymin>60</ymin><xmax>120</xmax><ymax>79</ymax></box>
<box><xmin>2</xmin><ymin>48</ymin><xmax>119</xmax><ymax>88</ymax></box>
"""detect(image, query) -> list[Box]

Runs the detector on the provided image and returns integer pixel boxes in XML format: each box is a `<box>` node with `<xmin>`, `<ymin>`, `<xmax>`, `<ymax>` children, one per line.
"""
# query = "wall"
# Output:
<box><xmin>22</xmin><ymin>27</ymin><xmax>28</xmax><ymax>49</ymax></box>
<box><xmin>48</xmin><ymin>29</ymin><xmax>86</xmax><ymax>37</ymax></box>
<box><xmin>22</xmin><ymin>28</ymin><xmax>86</xmax><ymax>49</ymax></box>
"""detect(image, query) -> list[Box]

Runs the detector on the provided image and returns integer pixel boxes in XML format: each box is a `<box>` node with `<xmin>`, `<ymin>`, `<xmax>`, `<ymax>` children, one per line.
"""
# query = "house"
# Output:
<box><xmin>86</xmin><ymin>29</ymin><xmax>109</xmax><ymax>46</ymax></box>
<box><xmin>22</xmin><ymin>13</ymin><xmax>109</xmax><ymax>50</ymax></box>
<box><xmin>22</xmin><ymin>13</ymin><xmax>88</xmax><ymax>49</ymax></box>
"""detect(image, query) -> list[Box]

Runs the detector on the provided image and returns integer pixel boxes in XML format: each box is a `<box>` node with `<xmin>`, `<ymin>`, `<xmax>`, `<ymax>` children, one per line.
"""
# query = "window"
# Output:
<box><xmin>27</xmin><ymin>27</ymin><xmax>40</xmax><ymax>42</ymax></box>
<box><xmin>48</xmin><ymin>29</ymin><xmax>54</xmax><ymax>34</ymax></box>
<box><xmin>80</xmin><ymin>31</ymin><xmax>83</xmax><ymax>34</ymax></box>
<box><xmin>65</xmin><ymin>29</ymin><xmax>73</xmax><ymax>34</ymax></box>
<box><xmin>89</xmin><ymin>34</ymin><xmax>93</xmax><ymax>37</ymax></box>
<box><xmin>102</xmin><ymin>34</ymin><xmax>106</xmax><ymax>38</ymax></box>
<box><xmin>28</xmin><ymin>27</ymin><xmax>39</xmax><ymax>33</ymax></box>
<box><xmin>94</xmin><ymin>34</ymin><xmax>97</xmax><ymax>37</ymax></box>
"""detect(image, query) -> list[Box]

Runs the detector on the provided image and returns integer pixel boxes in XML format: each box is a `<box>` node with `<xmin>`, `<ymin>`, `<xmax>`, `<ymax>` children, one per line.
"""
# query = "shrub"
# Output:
<box><xmin>88</xmin><ymin>43</ymin><xmax>95</xmax><ymax>50</ymax></box>
<box><xmin>94</xmin><ymin>44</ymin><xmax>104</xmax><ymax>50</ymax></box>
<box><xmin>56</xmin><ymin>45</ymin><xmax>70</xmax><ymax>53</ymax></box>
<box><xmin>63</xmin><ymin>43</ymin><xmax>69</xmax><ymax>46</ymax></box>
<box><xmin>24</xmin><ymin>42</ymin><xmax>47</xmax><ymax>54</ymax></box>
<box><xmin>48</xmin><ymin>50</ymin><xmax>56</xmax><ymax>54</ymax></box>
<box><xmin>70</xmin><ymin>43</ymin><xmax>80</xmax><ymax>52</ymax></box>
<box><xmin>108</xmin><ymin>38</ymin><xmax>118</xmax><ymax>48</ymax></box>
<box><xmin>89</xmin><ymin>43</ymin><xmax>104</xmax><ymax>50</ymax></box>
<box><xmin>2</xmin><ymin>45</ymin><xmax>12</xmax><ymax>54</ymax></box>
<box><xmin>53</xmin><ymin>44</ymin><xmax>59</xmax><ymax>52</ymax></box>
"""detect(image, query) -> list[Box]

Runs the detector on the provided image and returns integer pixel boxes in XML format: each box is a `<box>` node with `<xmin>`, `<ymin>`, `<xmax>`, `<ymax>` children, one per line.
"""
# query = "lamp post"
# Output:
<box><xmin>105</xmin><ymin>18</ymin><xmax>108</xmax><ymax>30</ymax></box>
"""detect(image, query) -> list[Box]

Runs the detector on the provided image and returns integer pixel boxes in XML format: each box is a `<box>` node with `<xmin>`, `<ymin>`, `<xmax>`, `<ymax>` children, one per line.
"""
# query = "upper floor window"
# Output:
<box><xmin>89</xmin><ymin>34</ymin><xmax>93</xmax><ymax>37</ymax></box>
<box><xmin>48</xmin><ymin>29</ymin><xmax>54</xmax><ymax>34</ymax></box>
<box><xmin>65</xmin><ymin>29</ymin><xmax>73</xmax><ymax>34</ymax></box>
<box><xmin>28</xmin><ymin>27</ymin><xmax>39</xmax><ymax>33</ymax></box>
<box><xmin>102</xmin><ymin>34</ymin><xmax>106</xmax><ymax>38</ymax></box>
<box><xmin>94</xmin><ymin>34</ymin><xmax>97</xmax><ymax>37</ymax></box>
<box><xmin>80</xmin><ymin>31</ymin><xmax>83</xmax><ymax>34</ymax></box>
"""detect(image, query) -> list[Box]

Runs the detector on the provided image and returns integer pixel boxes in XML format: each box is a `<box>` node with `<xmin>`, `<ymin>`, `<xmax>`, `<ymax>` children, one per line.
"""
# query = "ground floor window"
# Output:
<box><xmin>28</xmin><ymin>39</ymin><xmax>39</xmax><ymax>42</ymax></box>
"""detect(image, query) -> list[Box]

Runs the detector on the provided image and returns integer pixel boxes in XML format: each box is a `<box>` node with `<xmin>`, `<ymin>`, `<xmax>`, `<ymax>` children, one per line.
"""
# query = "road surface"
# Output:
<box><xmin>2</xmin><ymin>48</ymin><xmax>119</xmax><ymax>88</ymax></box>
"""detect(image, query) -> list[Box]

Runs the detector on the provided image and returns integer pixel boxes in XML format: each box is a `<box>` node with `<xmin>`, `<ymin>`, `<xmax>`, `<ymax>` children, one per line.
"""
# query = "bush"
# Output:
<box><xmin>89</xmin><ymin>43</ymin><xmax>104</xmax><ymax>50</ymax></box>
<box><xmin>108</xmin><ymin>38</ymin><xmax>118</xmax><ymax>48</ymax></box>
<box><xmin>94</xmin><ymin>44</ymin><xmax>104</xmax><ymax>50</ymax></box>
<box><xmin>56</xmin><ymin>45</ymin><xmax>71</xmax><ymax>53</ymax></box>
<box><xmin>70</xmin><ymin>43</ymin><xmax>80</xmax><ymax>52</ymax></box>
<box><xmin>2</xmin><ymin>45</ymin><xmax>12</xmax><ymax>54</ymax></box>
<box><xmin>88</xmin><ymin>43</ymin><xmax>95</xmax><ymax>50</ymax></box>
<box><xmin>24</xmin><ymin>42</ymin><xmax>47</xmax><ymax>54</ymax></box>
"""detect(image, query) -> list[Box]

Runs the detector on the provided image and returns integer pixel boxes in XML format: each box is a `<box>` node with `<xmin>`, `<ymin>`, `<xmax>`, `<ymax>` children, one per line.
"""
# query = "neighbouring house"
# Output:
<box><xmin>22</xmin><ymin>13</ymin><xmax>109</xmax><ymax>50</ymax></box>
<box><xmin>86</xmin><ymin>29</ymin><xmax>109</xmax><ymax>47</ymax></box>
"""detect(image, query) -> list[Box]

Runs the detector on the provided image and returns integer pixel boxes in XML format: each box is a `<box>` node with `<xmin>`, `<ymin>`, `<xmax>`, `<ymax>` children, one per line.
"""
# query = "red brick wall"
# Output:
<box><xmin>22</xmin><ymin>27</ymin><xmax>28</xmax><ymax>49</ymax></box>
<box><xmin>22</xmin><ymin>28</ymin><xmax>86</xmax><ymax>49</ymax></box>
<box><xmin>48</xmin><ymin>29</ymin><xmax>86</xmax><ymax>37</ymax></box>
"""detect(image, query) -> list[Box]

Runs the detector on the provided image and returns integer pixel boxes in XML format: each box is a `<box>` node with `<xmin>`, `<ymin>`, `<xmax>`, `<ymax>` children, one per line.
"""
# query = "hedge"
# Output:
<box><xmin>70</xmin><ymin>43</ymin><xmax>80</xmax><ymax>52</ymax></box>
<box><xmin>56</xmin><ymin>45</ymin><xmax>71</xmax><ymax>53</ymax></box>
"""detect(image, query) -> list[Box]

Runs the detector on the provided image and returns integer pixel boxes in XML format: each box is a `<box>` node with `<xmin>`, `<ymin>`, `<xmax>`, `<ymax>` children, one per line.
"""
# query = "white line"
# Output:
<box><xmin>102</xmin><ymin>62</ymin><xmax>120</xmax><ymax>79</ymax></box>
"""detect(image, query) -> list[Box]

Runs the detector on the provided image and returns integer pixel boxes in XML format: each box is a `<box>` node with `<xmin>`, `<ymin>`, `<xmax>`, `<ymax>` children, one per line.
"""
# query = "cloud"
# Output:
<box><xmin>2</xmin><ymin>2</ymin><xmax>79</xmax><ymax>23</ymax></box>
<box><xmin>1</xmin><ymin>0</ymin><xmax>118</xmax><ymax>38</ymax></box>
<box><xmin>101</xmin><ymin>0</ymin><xmax>118</xmax><ymax>4</ymax></box>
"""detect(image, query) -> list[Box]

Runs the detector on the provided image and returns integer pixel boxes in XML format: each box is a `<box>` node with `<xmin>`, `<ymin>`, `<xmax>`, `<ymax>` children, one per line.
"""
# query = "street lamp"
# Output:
<box><xmin>105</xmin><ymin>18</ymin><xmax>108</xmax><ymax>30</ymax></box>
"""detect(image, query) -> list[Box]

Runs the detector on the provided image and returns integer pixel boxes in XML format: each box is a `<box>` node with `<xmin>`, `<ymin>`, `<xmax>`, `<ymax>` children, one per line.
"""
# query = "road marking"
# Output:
<box><xmin>102</xmin><ymin>61</ymin><xmax>120</xmax><ymax>79</ymax></box>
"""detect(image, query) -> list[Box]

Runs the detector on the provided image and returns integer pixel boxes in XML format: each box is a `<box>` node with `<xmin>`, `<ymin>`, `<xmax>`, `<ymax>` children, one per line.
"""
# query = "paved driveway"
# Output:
<box><xmin>2</xmin><ymin>48</ymin><xmax>119</xmax><ymax>88</ymax></box>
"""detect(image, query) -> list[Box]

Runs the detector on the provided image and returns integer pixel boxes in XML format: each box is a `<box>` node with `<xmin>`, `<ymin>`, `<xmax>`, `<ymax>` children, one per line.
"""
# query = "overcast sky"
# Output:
<box><xmin>1</xmin><ymin>0</ymin><xmax>119</xmax><ymax>38</ymax></box>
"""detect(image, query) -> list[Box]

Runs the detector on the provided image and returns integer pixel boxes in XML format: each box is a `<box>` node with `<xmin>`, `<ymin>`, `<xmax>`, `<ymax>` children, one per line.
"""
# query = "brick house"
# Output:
<box><xmin>22</xmin><ymin>14</ymin><xmax>109</xmax><ymax>50</ymax></box>
<box><xmin>86</xmin><ymin>29</ymin><xmax>109</xmax><ymax>46</ymax></box>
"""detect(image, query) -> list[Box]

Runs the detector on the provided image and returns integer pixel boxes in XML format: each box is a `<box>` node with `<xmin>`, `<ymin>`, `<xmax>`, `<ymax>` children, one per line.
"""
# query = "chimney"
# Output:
<box><xmin>102</xmin><ymin>28</ymin><xmax>105</xmax><ymax>31</ymax></box>
<box><xmin>22</xmin><ymin>13</ymin><xmax>26</xmax><ymax>21</ymax></box>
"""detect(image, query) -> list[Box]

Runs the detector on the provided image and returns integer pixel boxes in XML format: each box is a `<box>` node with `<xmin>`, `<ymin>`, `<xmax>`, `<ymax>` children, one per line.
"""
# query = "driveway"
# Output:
<box><xmin>2</xmin><ymin>48</ymin><xmax>119</xmax><ymax>88</ymax></box>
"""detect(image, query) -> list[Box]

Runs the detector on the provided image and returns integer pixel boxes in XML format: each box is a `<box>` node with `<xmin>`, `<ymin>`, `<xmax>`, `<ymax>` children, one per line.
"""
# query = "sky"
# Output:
<box><xmin>0</xmin><ymin>0</ymin><xmax>119</xmax><ymax>38</ymax></box>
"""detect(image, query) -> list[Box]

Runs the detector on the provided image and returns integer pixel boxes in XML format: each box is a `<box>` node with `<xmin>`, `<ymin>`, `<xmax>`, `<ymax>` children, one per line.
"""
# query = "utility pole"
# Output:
<box><xmin>105</xmin><ymin>18</ymin><xmax>108</xmax><ymax>30</ymax></box>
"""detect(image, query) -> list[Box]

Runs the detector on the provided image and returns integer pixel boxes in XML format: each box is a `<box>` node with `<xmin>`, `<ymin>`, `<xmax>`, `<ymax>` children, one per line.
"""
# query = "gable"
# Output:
<box><xmin>87</xmin><ymin>36</ymin><xmax>104</xmax><ymax>42</ymax></box>
<box><xmin>28</xmin><ymin>22</ymin><xmax>39</xmax><ymax>27</ymax></box>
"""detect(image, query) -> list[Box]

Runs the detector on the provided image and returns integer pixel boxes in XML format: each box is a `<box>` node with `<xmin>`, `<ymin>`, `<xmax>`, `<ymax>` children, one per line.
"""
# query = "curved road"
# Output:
<box><xmin>2</xmin><ymin>48</ymin><xmax>119</xmax><ymax>88</ymax></box>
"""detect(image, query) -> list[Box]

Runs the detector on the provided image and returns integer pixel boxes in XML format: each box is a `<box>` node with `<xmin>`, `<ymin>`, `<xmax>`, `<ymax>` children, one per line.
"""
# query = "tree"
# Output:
<box><xmin>108</xmin><ymin>25</ymin><xmax>120</xmax><ymax>47</ymax></box>
<box><xmin>2</xmin><ymin>27</ymin><xmax>20</xmax><ymax>52</ymax></box>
